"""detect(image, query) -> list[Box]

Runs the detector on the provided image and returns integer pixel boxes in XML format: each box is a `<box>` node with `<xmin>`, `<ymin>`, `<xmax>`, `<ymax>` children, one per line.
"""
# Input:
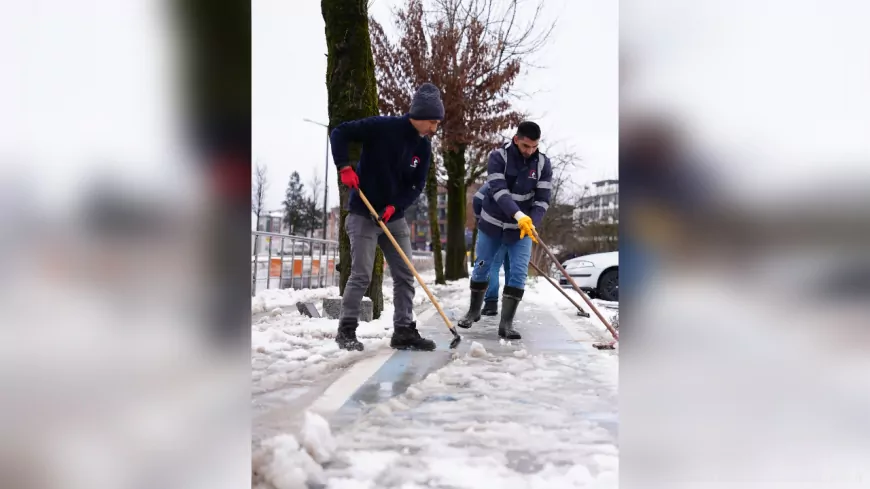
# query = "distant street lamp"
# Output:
<box><xmin>303</xmin><ymin>118</ymin><xmax>330</xmax><ymax>240</ymax></box>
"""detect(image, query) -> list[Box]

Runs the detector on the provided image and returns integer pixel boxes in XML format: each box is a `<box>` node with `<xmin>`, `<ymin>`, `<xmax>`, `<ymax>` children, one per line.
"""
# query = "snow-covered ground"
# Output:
<box><xmin>252</xmin><ymin>272</ymin><xmax>470</xmax><ymax>395</ymax></box>
<box><xmin>523</xmin><ymin>277</ymin><xmax>619</xmax><ymax>339</ymax></box>
<box><xmin>319</xmin><ymin>342</ymin><xmax>618</xmax><ymax>488</ymax></box>
<box><xmin>252</xmin><ymin>270</ymin><xmax>618</xmax><ymax>489</ymax></box>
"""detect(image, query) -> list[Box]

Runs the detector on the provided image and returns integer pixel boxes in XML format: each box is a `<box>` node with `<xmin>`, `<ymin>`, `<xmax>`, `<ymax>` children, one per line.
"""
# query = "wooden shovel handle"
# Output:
<box><xmin>532</xmin><ymin>229</ymin><xmax>618</xmax><ymax>341</ymax></box>
<box><xmin>356</xmin><ymin>190</ymin><xmax>456</xmax><ymax>332</ymax></box>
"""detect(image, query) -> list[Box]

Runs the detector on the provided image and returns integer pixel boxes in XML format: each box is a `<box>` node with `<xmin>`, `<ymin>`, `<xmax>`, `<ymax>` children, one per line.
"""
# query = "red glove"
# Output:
<box><xmin>379</xmin><ymin>205</ymin><xmax>395</xmax><ymax>223</ymax></box>
<box><xmin>339</xmin><ymin>166</ymin><xmax>359</xmax><ymax>189</ymax></box>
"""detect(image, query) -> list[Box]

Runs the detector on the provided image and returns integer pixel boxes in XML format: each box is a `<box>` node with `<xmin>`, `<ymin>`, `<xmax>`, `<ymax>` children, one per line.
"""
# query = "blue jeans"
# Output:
<box><xmin>619</xmin><ymin>237</ymin><xmax>654</xmax><ymax>299</ymax></box>
<box><xmin>484</xmin><ymin>248</ymin><xmax>510</xmax><ymax>302</ymax></box>
<box><xmin>471</xmin><ymin>231</ymin><xmax>532</xmax><ymax>290</ymax></box>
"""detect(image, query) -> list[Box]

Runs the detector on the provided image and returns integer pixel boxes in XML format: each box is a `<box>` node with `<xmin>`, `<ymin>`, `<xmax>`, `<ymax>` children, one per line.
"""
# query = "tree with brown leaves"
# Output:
<box><xmin>370</xmin><ymin>0</ymin><xmax>554</xmax><ymax>281</ymax></box>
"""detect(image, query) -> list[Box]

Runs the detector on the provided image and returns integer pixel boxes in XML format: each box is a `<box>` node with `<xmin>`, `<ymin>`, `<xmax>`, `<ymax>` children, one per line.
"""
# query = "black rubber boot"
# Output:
<box><xmin>481</xmin><ymin>300</ymin><xmax>499</xmax><ymax>316</ymax></box>
<box><xmin>336</xmin><ymin>318</ymin><xmax>364</xmax><ymax>351</ymax></box>
<box><xmin>457</xmin><ymin>281</ymin><xmax>489</xmax><ymax>329</ymax></box>
<box><xmin>390</xmin><ymin>322</ymin><xmax>436</xmax><ymax>351</ymax></box>
<box><xmin>498</xmin><ymin>286</ymin><xmax>524</xmax><ymax>340</ymax></box>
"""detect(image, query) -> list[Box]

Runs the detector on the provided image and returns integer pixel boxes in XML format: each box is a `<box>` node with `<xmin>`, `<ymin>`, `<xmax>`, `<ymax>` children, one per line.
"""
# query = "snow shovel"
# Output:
<box><xmin>532</xmin><ymin>230</ymin><xmax>619</xmax><ymax>347</ymax></box>
<box><xmin>357</xmin><ymin>190</ymin><xmax>461</xmax><ymax>349</ymax></box>
<box><xmin>528</xmin><ymin>261</ymin><xmax>590</xmax><ymax>318</ymax></box>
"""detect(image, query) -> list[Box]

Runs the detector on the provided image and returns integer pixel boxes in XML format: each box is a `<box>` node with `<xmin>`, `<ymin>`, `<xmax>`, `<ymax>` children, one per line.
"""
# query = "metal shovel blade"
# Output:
<box><xmin>449</xmin><ymin>329</ymin><xmax>462</xmax><ymax>349</ymax></box>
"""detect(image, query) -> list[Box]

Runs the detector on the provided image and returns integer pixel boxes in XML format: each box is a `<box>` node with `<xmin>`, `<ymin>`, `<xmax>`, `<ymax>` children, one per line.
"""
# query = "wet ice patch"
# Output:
<box><xmin>444</xmin><ymin>307</ymin><xmax>463</xmax><ymax>321</ymax></box>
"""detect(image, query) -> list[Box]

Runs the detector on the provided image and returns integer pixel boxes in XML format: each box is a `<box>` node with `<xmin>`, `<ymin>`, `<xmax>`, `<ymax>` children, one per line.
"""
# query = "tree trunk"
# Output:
<box><xmin>443</xmin><ymin>146</ymin><xmax>468</xmax><ymax>280</ymax></box>
<box><xmin>426</xmin><ymin>157</ymin><xmax>445</xmax><ymax>284</ymax></box>
<box><xmin>322</xmin><ymin>0</ymin><xmax>384</xmax><ymax>319</ymax></box>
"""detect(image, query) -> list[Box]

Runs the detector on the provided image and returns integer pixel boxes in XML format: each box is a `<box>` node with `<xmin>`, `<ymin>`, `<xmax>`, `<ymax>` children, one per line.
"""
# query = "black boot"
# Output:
<box><xmin>481</xmin><ymin>300</ymin><xmax>499</xmax><ymax>316</ymax></box>
<box><xmin>390</xmin><ymin>322</ymin><xmax>436</xmax><ymax>351</ymax></box>
<box><xmin>457</xmin><ymin>281</ymin><xmax>489</xmax><ymax>329</ymax></box>
<box><xmin>498</xmin><ymin>286</ymin><xmax>524</xmax><ymax>340</ymax></box>
<box><xmin>336</xmin><ymin>318</ymin><xmax>364</xmax><ymax>351</ymax></box>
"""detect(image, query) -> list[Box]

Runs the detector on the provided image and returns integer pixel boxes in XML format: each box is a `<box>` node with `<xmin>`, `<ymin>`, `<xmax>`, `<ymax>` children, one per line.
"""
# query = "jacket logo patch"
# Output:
<box><xmin>411</xmin><ymin>156</ymin><xmax>420</xmax><ymax>168</ymax></box>
<box><xmin>529</xmin><ymin>169</ymin><xmax>538</xmax><ymax>179</ymax></box>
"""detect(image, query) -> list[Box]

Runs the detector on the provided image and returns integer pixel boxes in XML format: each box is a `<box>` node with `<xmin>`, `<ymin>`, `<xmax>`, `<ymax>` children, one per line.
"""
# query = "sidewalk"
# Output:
<box><xmin>252</xmin><ymin>279</ymin><xmax>618</xmax><ymax>488</ymax></box>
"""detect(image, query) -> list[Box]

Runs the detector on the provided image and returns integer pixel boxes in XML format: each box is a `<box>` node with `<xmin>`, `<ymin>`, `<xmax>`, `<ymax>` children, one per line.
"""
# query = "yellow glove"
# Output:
<box><xmin>515</xmin><ymin>213</ymin><xmax>538</xmax><ymax>243</ymax></box>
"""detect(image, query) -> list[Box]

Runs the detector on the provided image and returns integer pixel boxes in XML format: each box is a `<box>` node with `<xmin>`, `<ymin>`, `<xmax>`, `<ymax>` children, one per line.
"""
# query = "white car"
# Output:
<box><xmin>557</xmin><ymin>251</ymin><xmax>619</xmax><ymax>301</ymax></box>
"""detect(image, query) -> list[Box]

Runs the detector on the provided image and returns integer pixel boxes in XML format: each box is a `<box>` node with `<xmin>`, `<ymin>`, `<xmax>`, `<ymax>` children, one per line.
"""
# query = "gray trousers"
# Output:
<box><xmin>341</xmin><ymin>214</ymin><xmax>415</xmax><ymax>328</ymax></box>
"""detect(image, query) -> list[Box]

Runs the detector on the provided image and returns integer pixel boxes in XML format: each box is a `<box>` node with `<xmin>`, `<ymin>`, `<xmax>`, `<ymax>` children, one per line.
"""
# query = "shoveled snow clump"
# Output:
<box><xmin>253</xmin><ymin>411</ymin><xmax>336</xmax><ymax>489</ymax></box>
<box><xmin>468</xmin><ymin>341</ymin><xmax>488</xmax><ymax>358</ymax></box>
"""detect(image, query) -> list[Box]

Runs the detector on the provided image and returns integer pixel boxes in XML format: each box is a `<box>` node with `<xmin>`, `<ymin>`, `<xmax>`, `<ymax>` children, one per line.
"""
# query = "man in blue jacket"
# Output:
<box><xmin>458</xmin><ymin>121</ymin><xmax>551</xmax><ymax>339</ymax></box>
<box><xmin>472</xmin><ymin>182</ymin><xmax>511</xmax><ymax>316</ymax></box>
<box><xmin>329</xmin><ymin>83</ymin><xmax>444</xmax><ymax>352</ymax></box>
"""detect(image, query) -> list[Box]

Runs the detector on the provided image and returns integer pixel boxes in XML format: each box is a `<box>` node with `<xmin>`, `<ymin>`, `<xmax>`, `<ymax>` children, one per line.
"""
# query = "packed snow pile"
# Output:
<box><xmin>250</xmin><ymin>277</ymin><xmax>467</xmax><ymax>401</ymax></box>
<box><xmin>253</xmin><ymin>433</ymin><xmax>322</xmax><ymax>489</ymax></box>
<box><xmin>322</xmin><ymin>349</ymin><xmax>618</xmax><ymax>488</ymax></box>
<box><xmin>252</xmin><ymin>286</ymin><xmax>339</xmax><ymax>314</ymax></box>
<box><xmin>412</xmin><ymin>277</ymin><xmax>469</xmax><ymax>307</ymax></box>
<box><xmin>253</xmin><ymin>411</ymin><xmax>337</xmax><ymax>489</ymax></box>
<box><xmin>252</xmin><ymin>294</ymin><xmax>397</xmax><ymax>395</ymax></box>
<box><xmin>300</xmin><ymin>411</ymin><xmax>336</xmax><ymax>464</ymax></box>
<box><xmin>467</xmin><ymin>341</ymin><xmax>488</xmax><ymax>358</ymax></box>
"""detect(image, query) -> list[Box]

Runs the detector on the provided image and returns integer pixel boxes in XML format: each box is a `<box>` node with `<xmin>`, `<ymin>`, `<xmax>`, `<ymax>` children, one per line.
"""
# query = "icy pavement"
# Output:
<box><xmin>252</xmin><ymin>276</ymin><xmax>618</xmax><ymax>489</ymax></box>
<box><xmin>322</xmin><ymin>342</ymin><xmax>618</xmax><ymax>488</ymax></box>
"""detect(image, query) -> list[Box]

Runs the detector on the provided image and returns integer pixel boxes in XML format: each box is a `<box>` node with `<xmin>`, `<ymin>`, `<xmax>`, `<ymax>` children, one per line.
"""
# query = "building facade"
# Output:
<box><xmin>574</xmin><ymin>179</ymin><xmax>619</xmax><ymax>225</ymax></box>
<box><xmin>405</xmin><ymin>182</ymin><xmax>483</xmax><ymax>250</ymax></box>
<box><xmin>325</xmin><ymin>206</ymin><xmax>340</xmax><ymax>241</ymax></box>
<box><xmin>256</xmin><ymin>209</ymin><xmax>288</xmax><ymax>234</ymax></box>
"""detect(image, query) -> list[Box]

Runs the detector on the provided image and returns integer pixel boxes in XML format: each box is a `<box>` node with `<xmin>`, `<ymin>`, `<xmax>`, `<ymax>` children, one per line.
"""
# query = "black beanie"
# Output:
<box><xmin>408</xmin><ymin>83</ymin><xmax>445</xmax><ymax>121</ymax></box>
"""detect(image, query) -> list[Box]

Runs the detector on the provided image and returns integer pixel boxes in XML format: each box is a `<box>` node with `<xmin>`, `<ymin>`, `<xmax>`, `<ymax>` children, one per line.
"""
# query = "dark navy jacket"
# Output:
<box><xmin>472</xmin><ymin>182</ymin><xmax>490</xmax><ymax>219</ymax></box>
<box><xmin>330</xmin><ymin>115</ymin><xmax>431</xmax><ymax>220</ymax></box>
<box><xmin>478</xmin><ymin>141</ymin><xmax>552</xmax><ymax>244</ymax></box>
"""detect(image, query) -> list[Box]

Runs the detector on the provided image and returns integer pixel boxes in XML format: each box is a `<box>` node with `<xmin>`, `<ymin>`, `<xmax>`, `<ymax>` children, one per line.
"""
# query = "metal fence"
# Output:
<box><xmin>251</xmin><ymin>231</ymin><xmax>340</xmax><ymax>295</ymax></box>
<box><xmin>409</xmin><ymin>250</ymin><xmax>437</xmax><ymax>272</ymax></box>
<box><xmin>251</xmin><ymin>231</ymin><xmax>436</xmax><ymax>295</ymax></box>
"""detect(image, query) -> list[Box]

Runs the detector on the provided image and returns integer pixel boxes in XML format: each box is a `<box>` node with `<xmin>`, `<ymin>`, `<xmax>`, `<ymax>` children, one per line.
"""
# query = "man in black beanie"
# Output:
<box><xmin>329</xmin><ymin>83</ymin><xmax>445</xmax><ymax>351</ymax></box>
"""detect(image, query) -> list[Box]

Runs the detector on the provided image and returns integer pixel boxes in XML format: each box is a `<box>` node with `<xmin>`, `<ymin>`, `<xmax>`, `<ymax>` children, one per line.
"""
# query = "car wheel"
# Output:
<box><xmin>597</xmin><ymin>269</ymin><xmax>618</xmax><ymax>302</ymax></box>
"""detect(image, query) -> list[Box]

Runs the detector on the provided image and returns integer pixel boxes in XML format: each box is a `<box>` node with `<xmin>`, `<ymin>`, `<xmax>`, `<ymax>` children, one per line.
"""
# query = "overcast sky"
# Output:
<box><xmin>620</xmin><ymin>0</ymin><xmax>870</xmax><ymax>199</ymax></box>
<box><xmin>253</xmin><ymin>0</ymin><xmax>618</xmax><ymax>212</ymax></box>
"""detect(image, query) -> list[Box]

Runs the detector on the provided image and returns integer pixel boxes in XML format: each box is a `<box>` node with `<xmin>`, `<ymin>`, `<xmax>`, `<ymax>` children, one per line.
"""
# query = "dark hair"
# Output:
<box><xmin>516</xmin><ymin>121</ymin><xmax>541</xmax><ymax>141</ymax></box>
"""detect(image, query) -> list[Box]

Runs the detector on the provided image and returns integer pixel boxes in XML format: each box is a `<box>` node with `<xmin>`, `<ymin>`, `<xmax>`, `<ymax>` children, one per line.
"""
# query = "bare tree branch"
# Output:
<box><xmin>307</xmin><ymin>174</ymin><xmax>323</xmax><ymax>206</ymax></box>
<box><xmin>371</xmin><ymin>0</ymin><xmax>556</xmax><ymax>278</ymax></box>
<box><xmin>252</xmin><ymin>163</ymin><xmax>269</xmax><ymax>218</ymax></box>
